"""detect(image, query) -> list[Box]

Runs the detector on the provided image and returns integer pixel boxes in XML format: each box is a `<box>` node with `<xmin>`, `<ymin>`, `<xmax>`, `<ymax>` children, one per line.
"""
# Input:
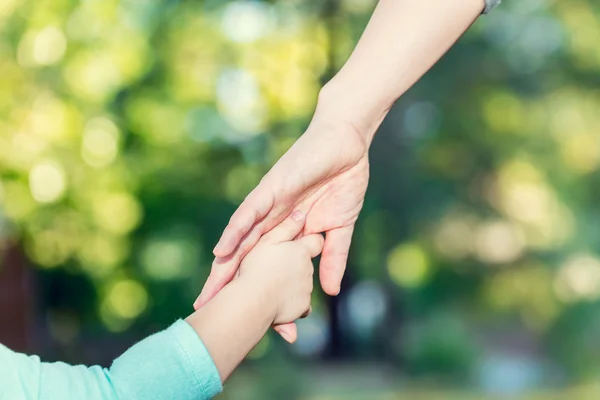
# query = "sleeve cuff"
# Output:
<box><xmin>110</xmin><ymin>319</ymin><xmax>223</xmax><ymax>400</ymax></box>
<box><xmin>166</xmin><ymin>320</ymin><xmax>223</xmax><ymax>399</ymax></box>
<box><xmin>483</xmin><ymin>0</ymin><xmax>501</xmax><ymax>14</ymax></box>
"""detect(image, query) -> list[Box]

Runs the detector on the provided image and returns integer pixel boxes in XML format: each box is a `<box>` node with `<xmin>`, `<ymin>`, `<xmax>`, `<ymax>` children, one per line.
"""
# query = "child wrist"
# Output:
<box><xmin>238</xmin><ymin>276</ymin><xmax>279</xmax><ymax>323</ymax></box>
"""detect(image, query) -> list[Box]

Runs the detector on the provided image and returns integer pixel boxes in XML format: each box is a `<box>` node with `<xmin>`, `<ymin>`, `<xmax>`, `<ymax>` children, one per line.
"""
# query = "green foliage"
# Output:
<box><xmin>1</xmin><ymin>0</ymin><xmax>600</xmax><ymax>396</ymax></box>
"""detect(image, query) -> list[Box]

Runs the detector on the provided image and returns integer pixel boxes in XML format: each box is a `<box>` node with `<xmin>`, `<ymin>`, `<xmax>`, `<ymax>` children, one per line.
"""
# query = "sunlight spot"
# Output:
<box><xmin>93</xmin><ymin>192</ymin><xmax>142</xmax><ymax>235</ymax></box>
<box><xmin>555</xmin><ymin>255</ymin><xmax>600</xmax><ymax>302</ymax></box>
<box><xmin>387</xmin><ymin>243</ymin><xmax>430</xmax><ymax>288</ymax></box>
<box><xmin>82</xmin><ymin>117</ymin><xmax>120</xmax><ymax>168</ymax></box>
<box><xmin>101</xmin><ymin>279</ymin><xmax>149</xmax><ymax>331</ymax></box>
<box><xmin>434</xmin><ymin>216</ymin><xmax>474</xmax><ymax>260</ymax></box>
<box><xmin>475</xmin><ymin>221</ymin><xmax>525</xmax><ymax>265</ymax></box>
<box><xmin>29</xmin><ymin>161</ymin><xmax>66</xmax><ymax>203</ymax></box>
<box><xmin>33</xmin><ymin>27</ymin><xmax>67</xmax><ymax>66</ymax></box>
<box><xmin>221</xmin><ymin>2</ymin><xmax>274</xmax><ymax>43</ymax></box>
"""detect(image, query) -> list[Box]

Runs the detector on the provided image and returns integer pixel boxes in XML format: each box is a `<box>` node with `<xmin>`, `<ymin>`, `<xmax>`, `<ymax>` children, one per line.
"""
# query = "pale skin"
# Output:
<box><xmin>187</xmin><ymin>211</ymin><xmax>323</xmax><ymax>381</ymax></box>
<box><xmin>196</xmin><ymin>0</ymin><xmax>488</xmax><ymax>342</ymax></box>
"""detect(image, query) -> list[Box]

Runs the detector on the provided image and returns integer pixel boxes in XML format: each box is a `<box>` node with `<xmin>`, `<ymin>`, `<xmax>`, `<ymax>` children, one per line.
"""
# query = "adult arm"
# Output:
<box><xmin>197</xmin><ymin>0</ymin><xmax>496</xmax><ymax>338</ymax></box>
<box><xmin>315</xmin><ymin>0</ymin><xmax>489</xmax><ymax>145</ymax></box>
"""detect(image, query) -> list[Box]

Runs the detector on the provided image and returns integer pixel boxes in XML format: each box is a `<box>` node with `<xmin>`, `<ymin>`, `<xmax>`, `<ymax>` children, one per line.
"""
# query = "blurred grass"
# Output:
<box><xmin>305</xmin><ymin>385</ymin><xmax>600</xmax><ymax>400</ymax></box>
<box><xmin>307</xmin><ymin>391</ymin><xmax>600</xmax><ymax>400</ymax></box>
<box><xmin>219</xmin><ymin>364</ymin><xmax>600</xmax><ymax>400</ymax></box>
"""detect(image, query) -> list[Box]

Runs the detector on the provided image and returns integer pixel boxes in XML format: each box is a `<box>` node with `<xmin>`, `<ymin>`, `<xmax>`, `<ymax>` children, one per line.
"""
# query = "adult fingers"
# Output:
<box><xmin>213</xmin><ymin>188</ymin><xmax>274</xmax><ymax>258</ymax></box>
<box><xmin>273</xmin><ymin>323</ymin><xmax>298</xmax><ymax>343</ymax></box>
<box><xmin>297</xmin><ymin>234</ymin><xmax>325</xmax><ymax>258</ymax></box>
<box><xmin>319</xmin><ymin>225</ymin><xmax>355</xmax><ymax>296</ymax></box>
<box><xmin>194</xmin><ymin>220</ymin><xmax>266</xmax><ymax>309</ymax></box>
<box><xmin>261</xmin><ymin>210</ymin><xmax>306</xmax><ymax>244</ymax></box>
<box><xmin>192</xmin><ymin>260</ymin><xmax>235</xmax><ymax>310</ymax></box>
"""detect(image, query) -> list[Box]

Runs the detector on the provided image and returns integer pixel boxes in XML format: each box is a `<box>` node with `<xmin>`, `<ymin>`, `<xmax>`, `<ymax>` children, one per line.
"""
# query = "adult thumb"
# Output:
<box><xmin>262</xmin><ymin>210</ymin><xmax>305</xmax><ymax>243</ymax></box>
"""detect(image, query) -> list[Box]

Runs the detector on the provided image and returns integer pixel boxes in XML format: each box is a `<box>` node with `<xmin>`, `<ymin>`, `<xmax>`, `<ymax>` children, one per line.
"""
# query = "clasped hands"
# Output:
<box><xmin>192</xmin><ymin>109</ymin><xmax>372</xmax><ymax>343</ymax></box>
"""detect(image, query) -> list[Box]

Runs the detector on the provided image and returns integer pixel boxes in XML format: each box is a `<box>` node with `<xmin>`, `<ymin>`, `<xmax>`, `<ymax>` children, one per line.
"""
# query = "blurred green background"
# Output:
<box><xmin>1</xmin><ymin>0</ymin><xmax>600</xmax><ymax>398</ymax></box>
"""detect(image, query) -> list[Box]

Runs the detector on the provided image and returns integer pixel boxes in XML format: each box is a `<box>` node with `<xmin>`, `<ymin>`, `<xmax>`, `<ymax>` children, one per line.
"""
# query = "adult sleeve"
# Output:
<box><xmin>483</xmin><ymin>0</ymin><xmax>501</xmax><ymax>14</ymax></box>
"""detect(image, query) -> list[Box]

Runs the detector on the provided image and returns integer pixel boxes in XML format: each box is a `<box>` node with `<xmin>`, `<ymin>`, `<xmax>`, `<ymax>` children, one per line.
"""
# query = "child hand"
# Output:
<box><xmin>239</xmin><ymin>210</ymin><xmax>323</xmax><ymax>327</ymax></box>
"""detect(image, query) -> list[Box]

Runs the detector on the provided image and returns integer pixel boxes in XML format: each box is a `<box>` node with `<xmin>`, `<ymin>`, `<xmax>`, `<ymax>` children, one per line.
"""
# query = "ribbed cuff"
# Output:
<box><xmin>167</xmin><ymin>320</ymin><xmax>223</xmax><ymax>399</ymax></box>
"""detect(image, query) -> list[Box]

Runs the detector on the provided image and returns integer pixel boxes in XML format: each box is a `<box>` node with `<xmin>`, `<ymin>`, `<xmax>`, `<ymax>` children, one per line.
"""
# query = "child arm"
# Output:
<box><xmin>187</xmin><ymin>210</ymin><xmax>323</xmax><ymax>381</ymax></box>
<box><xmin>0</xmin><ymin>212</ymin><xmax>321</xmax><ymax>400</ymax></box>
<box><xmin>0</xmin><ymin>320</ymin><xmax>221</xmax><ymax>400</ymax></box>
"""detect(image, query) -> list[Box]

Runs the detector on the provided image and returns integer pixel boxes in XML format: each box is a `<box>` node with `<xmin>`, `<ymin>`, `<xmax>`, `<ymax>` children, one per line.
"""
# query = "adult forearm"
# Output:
<box><xmin>186</xmin><ymin>278</ymin><xmax>274</xmax><ymax>382</ymax></box>
<box><xmin>317</xmin><ymin>0</ymin><xmax>485</xmax><ymax>142</ymax></box>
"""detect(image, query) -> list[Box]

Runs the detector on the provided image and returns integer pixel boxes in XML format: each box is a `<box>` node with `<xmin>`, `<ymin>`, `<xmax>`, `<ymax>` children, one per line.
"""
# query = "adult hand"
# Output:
<box><xmin>194</xmin><ymin>0</ymin><xmax>485</xmax><ymax>341</ymax></box>
<box><xmin>194</xmin><ymin>111</ymin><xmax>372</xmax><ymax>342</ymax></box>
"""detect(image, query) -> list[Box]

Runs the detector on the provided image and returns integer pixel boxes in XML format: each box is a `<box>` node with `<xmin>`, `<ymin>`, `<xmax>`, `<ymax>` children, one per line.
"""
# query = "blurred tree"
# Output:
<box><xmin>1</xmin><ymin>0</ymin><xmax>600</xmax><ymax>396</ymax></box>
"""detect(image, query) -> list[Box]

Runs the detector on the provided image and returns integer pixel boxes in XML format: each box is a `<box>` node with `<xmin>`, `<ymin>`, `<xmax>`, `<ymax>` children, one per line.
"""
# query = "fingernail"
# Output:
<box><xmin>278</xmin><ymin>330</ymin><xmax>289</xmax><ymax>340</ymax></box>
<box><xmin>213</xmin><ymin>241</ymin><xmax>223</xmax><ymax>254</ymax></box>
<box><xmin>194</xmin><ymin>294</ymin><xmax>204</xmax><ymax>305</ymax></box>
<box><xmin>280</xmin><ymin>331</ymin><xmax>294</xmax><ymax>343</ymax></box>
<box><xmin>291</xmin><ymin>210</ymin><xmax>305</xmax><ymax>222</ymax></box>
<box><xmin>278</xmin><ymin>325</ymin><xmax>290</xmax><ymax>335</ymax></box>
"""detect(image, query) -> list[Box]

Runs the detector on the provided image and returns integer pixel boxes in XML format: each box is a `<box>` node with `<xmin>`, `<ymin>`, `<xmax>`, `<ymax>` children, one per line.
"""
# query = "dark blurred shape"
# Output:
<box><xmin>0</xmin><ymin>247</ymin><xmax>34</xmax><ymax>352</ymax></box>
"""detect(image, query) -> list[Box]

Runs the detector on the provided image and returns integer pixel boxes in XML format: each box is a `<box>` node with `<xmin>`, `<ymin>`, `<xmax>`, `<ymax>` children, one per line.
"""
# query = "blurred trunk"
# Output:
<box><xmin>320</xmin><ymin>0</ymin><xmax>347</xmax><ymax>360</ymax></box>
<box><xmin>321</xmin><ymin>0</ymin><xmax>340</xmax><ymax>86</ymax></box>
<box><xmin>0</xmin><ymin>245</ymin><xmax>34</xmax><ymax>352</ymax></box>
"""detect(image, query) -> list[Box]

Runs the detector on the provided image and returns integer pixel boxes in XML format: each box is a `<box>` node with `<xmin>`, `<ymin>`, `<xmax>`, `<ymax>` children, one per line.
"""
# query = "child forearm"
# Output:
<box><xmin>186</xmin><ymin>277</ymin><xmax>275</xmax><ymax>382</ymax></box>
<box><xmin>0</xmin><ymin>213</ymin><xmax>316</xmax><ymax>400</ymax></box>
<box><xmin>0</xmin><ymin>276</ymin><xmax>274</xmax><ymax>400</ymax></box>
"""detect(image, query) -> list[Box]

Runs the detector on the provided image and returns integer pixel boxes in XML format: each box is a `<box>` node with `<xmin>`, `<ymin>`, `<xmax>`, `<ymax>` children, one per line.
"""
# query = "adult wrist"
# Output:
<box><xmin>315</xmin><ymin>78</ymin><xmax>391</xmax><ymax>146</ymax></box>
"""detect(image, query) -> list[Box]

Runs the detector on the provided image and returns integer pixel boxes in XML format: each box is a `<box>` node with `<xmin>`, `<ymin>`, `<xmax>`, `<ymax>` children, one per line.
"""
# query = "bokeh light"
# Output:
<box><xmin>81</xmin><ymin>117</ymin><xmax>120</xmax><ymax>168</ymax></box>
<box><xmin>221</xmin><ymin>1</ymin><xmax>274</xmax><ymax>44</ymax></box>
<box><xmin>293</xmin><ymin>311</ymin><xmax>329</xmax><ymax>358</ymax></box>
<box><xmin>387</xmin><ymin>243</ymin><xmax>431</xmax><ymax>288</ymax></box>
<box><xmin>554</xmin><ymin>254</ymin><xmax>600</xmax><ymax>303</ymax></box>
<box><xmin>92</xmin><ymin>192</ymin><xmax>142</xmax><ymax>235</ymax></box>
<box><xmin>474</xmin><ymin>220</ymin><xmax>525</xmax><ymax>265</ymax></box>
<box><xmin>341</xmin><ymin>281</ymin><xmax>387</xmax><ymax>339</ymax></box>
<box><xmin>140</xmin><ymin>232</ymin><xmax>200</xmax><ymax>281</ymax></box>
<box><xmin>101</xmin><ymin>279</ymin><xmax>149</xmax><ymax>332</ymax></box>
<box><xmin>433</xmin><ymin>214</ymin><xmax>474</xmax><ymax>260</ymax></box>
<box><xmin>29</xmin><ymin>160</ymin><xmax>67</xmax><ymax>204</ymax></box>
<box><xmin>1</xmin><ymin>0</ymin><xmax>600</xmax><ymax>397</ymax></box>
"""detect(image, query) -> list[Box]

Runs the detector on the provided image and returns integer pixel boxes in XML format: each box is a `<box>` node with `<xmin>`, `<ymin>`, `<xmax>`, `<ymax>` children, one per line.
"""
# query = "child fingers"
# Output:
<box><xmin>274</xmin><ymin>323</ymin><xmax>298</xmax><ymax>343</ymax></box>
<box><xmin>297</xmin><ymin>233</ymin><xmax>325</xmax><ymax>258</ymax></box>
<box><xmin>300</xmin><ymin>305</ymin><xmax>312</xmax><ymax>319</ymax></box>
<box><xmin>262</xmin><ymin>210</ymin><xmax>306</xmax><ymax>243</ymax></box>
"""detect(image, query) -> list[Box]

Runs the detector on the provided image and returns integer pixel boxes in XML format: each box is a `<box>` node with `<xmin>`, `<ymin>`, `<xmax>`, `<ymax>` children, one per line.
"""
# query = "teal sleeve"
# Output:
<box><xmin>0</xmin><ymin>320</ymin><xmax>223</xmax><ymax>400</ymax></box>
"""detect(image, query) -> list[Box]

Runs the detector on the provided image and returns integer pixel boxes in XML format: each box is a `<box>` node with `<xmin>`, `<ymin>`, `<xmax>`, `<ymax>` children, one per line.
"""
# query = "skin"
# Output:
<box><xmin>196</xmin><ymin>0</ymin><xmax>487</xmax><ymax>341</ymax></box>
<box><xmin>186</xmin><ymin>211</ymin><xmax>323</xmax><ymax>381</ymax></box>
